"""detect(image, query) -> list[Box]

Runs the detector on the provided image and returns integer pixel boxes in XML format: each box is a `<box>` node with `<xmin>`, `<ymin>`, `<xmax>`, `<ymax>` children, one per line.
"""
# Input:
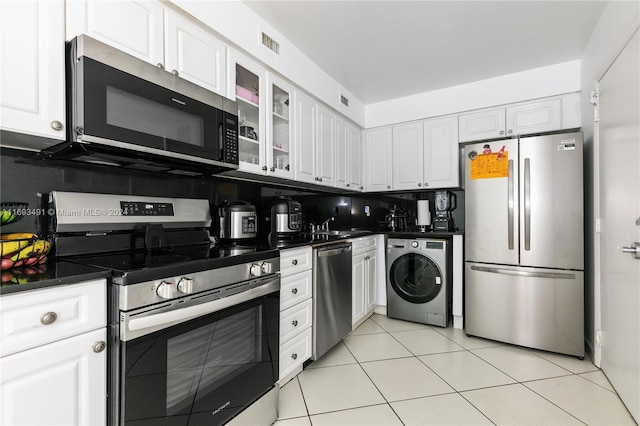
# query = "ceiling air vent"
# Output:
<box><xmin>261</xmin><ymin>32</ymin><xmax>280</xmax><ymax>55</ymax></box>
<box><xmin>339</xmin><ymin>93</ymin><xmax>350</xmax><ymax>108</ymax></box>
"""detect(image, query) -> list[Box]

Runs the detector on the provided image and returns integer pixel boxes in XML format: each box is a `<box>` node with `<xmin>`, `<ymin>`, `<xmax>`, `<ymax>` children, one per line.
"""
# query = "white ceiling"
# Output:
<box><xmin>243</xmin><ymin>1</ymin><xmax>608</xmax><ymax>104</ymax></box>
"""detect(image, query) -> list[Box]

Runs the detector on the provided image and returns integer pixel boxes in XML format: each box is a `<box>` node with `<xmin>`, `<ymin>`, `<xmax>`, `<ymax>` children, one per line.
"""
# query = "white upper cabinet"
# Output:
<box><xmin>229</xmin><ymin>50</ymin><xmax>266</xmax><ymax>173</ymax></box>
<box><xmin>294</xmin><ymin>90</ymin><xmax>318</xmax><ymax>184</ymax></box>
<box><xmin>164</xmin><ymin>9</ymin><xmax>227</xmax><ymax>95</ymax></box>
<box><xmin>316</xmin><ymin>104</ymin><xmax>336</xmax><ymax>187</ymax></box>
<box><xmin>0</xmin><ymin>0</ymin><xmax>66</xmax><ymax>146</ymax></box>
<box><xmin>66</xmin><ymin>0</ymin><xmax>164</xmax><ymax>65</ymax></box>
<box><xmin>364</xmin><ymin>127</ymin><xmax>393</xmax><ymax>192</ymax></box>
<box><xmin>335</xmin><ymin>117</ymin><xmax>350</xmax><ymax>189</ymax></box>
<box><xmin>266</xmin><ymin>73</ymin><xmax>295</xmax><ymax>180</ymax></box>
<box><xmin>348</xmin><ymin>125</ymin><xmax>364</xmax><ymax>191</ymax></box>
<box><xmin>423</xmin><ymin>116</ymin><xmax>459</xmax><ymax>189</ymax></box>
<box><xmin>506</xmin><ymin>98</ymin><xmax>562</xmax><ymax>136</ymax></box>
<box><xmin>458</xmin><ymin>107</ymin><xmax>506</xmax><ymax>143</ymax></box>
<box><xmin>392</xmin><ymin>121</ymin><xmax>424</xmax><ymax>191</ymax></box>
<box><xmin>67</xmin><ymin>0</ymin><xmax>226</xmax><ymax>97</ymax></box>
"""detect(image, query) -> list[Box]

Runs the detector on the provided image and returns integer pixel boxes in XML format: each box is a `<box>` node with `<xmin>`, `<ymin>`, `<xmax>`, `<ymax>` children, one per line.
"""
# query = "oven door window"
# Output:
<box><xmin>81</xmin><ymin>57</ymin><xmax>222</xmax><ymax>161</ymax></box>
<box><xmin>121</xmin><ymin>293</ymin><xmax>279</xmax><ymax>426</ymax></box>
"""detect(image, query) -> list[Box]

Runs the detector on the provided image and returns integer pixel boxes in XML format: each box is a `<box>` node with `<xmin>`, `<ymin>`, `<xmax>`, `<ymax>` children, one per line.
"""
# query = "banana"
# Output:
<box><xmin>0</xmin><ymin>233</ymin><xmax>38</xmax><ymax>241</ymax></box>
<box><xmin>10</xmin><ymin>240</ymin><xmax>50</xmax><ymax>262</ymax></box>
<box><xmin>0</xmin><ymin>238</ymin><xmax>32</xmax><ymax>257</ymax></box>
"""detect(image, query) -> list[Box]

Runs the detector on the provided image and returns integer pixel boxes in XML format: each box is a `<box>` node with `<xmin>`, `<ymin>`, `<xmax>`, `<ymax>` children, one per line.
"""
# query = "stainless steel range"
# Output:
<box><xmin>47</xmin><ymin>191</ymin><xmax>280</xmax><ymax>426</ymax></box>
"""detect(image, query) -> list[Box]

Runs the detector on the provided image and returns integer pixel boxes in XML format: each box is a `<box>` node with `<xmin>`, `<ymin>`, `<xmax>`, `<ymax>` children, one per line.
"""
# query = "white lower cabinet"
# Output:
<box><xmin>351</xmin><ymin>236</ymin><xmax>378</xmax><ymax>327</ymax></box>
<box><xmin>279</xmin><ymin>247</ymin><xmax>313</xmax><ymax>381</ymax></box>
<box><xmin>0</xmin><ymin>279</ymin><xmax>107</xmax><ymax>426</ymax></box>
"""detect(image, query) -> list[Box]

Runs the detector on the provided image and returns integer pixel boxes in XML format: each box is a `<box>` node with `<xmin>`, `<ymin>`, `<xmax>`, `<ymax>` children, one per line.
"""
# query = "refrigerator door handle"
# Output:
<box><xmin>470</xmin><ymin>265</ymin><xmax>576</xmax><ymax>280</ymax></box>
<box><xmin>524</xmin><ymin>157</ymin><xmax>531</xmax><ymax>251</ymax></box>
<box><xmin>508</xmin><ymin>159</ymin><xmax>515</xmax><ymax>250</ymax></box>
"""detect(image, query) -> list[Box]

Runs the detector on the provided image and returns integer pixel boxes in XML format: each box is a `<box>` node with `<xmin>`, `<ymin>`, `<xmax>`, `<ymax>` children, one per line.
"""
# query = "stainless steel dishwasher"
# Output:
<box><xmin>312</xmin><ymin>241</ymin><xmax>353</xmax><ymax>361</ymax></box>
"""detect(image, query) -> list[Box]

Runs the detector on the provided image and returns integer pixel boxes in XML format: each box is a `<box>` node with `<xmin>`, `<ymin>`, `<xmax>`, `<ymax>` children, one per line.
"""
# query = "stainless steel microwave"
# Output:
<box><xmin>41</xmin><ymin>35</ymin><xmax>239</xmax><ymax>176</ymax></box>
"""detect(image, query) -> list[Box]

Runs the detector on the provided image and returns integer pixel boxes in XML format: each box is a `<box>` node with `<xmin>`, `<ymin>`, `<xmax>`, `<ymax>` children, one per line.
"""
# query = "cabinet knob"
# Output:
<box><xmin>292</xmin><ymin>320</ymin><xmax>298</xmax><ymax>327</ymax></box>
<box><xmin>418</xmin><ymin>183</ymin><xmax>422</xmax><ymax>187</ymax></box>
<box><xmin>262</xmin><ymin>166</ymin><xmax>268</xmax><ymax>171</ymax></box>
<box><xmin>319</xmin><ymin>177</ymin><xmax>323</xmax><ymax>182</ymax></box>
<box><xmin>156</xmin><ymin>63</ymin><xmax>164</xmax><ymax>70</ymax></box>
<box><xmin>315</xmin><ymin>177</ymin><xmax>319</xmax><ymax>181</ymax></box>
<box><xmin>360</xmin><ymin>186</ymin><xmax>364</xmax><ymax>190</ymax></box>
<box><xmin>291</xmin><ymin>353</ymin><xmax>298</xmax><ymax>360</ymax></box>
<box><xmin>285</xmin><ymin>165</ymin><xmax>291</xmax><ymax>171</ymax></box>
<box><xmin>50</xmin><ymin>120</ymin><xmax>64</xmax><ymax>131</ymax></box>
<box><xmin>425</xmin><ymin>182</ymin><xmax>429</xmax><ymax>187</ymax></box>
<box><xmin>40</xmin><ymin>312</ymin><xmax>57</xmax><ymax>325</ymax></box>
<box><xmin>171</xmin><ymin>69</ymin><xmax>179</xmax><ymax>76</ymax></box>
<box><xmin>292</xmin><ymin>259</ymin><xmax>298</xmax><ymax>265</ymax></box>
<box><xmin>346</xmin><ymin>184</ymin><xmax>350</xmax><ymax>187</ymax></box>
<box><xmin>270</xmin><ymin>166</ymin><xmax>276</xmax><ymax>172</ymax></box>
<box><xmin>500</xmin><ymin>130</ymin><xmax>505</xmax><ymax>135</ymax></box>
<box><xmin>507</xmin><ymin>129</ymin><xmax>513</xmax><ymax>134</ymax></box>
<box><xmin>93</xmin><ymin>341</ymin><xmax>106</xmax><ymax>353</ymax></box>
<box><xmin>291</xmin><ymin>288</ymin><xmax>298</xmax><ymax>294</ymax></box>
<box><xmin>387</xmin><ymin>185</ymin><xmax>391</xmax><ymax>189</ymax></box>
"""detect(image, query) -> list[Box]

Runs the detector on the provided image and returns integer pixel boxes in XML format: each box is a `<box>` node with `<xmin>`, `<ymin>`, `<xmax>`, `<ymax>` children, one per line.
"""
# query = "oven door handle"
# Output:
<box><xmin>124</xmin><ymin>277</ymin><xmax>279</xmax><ymax>341</ymax></box>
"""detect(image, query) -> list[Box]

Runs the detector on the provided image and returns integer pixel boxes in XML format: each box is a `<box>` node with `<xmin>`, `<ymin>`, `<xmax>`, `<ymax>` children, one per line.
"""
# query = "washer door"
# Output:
<box><xmin>389</xmin><ymin>253</ymin><xmax>443</xmax><ymax>304</ymax></box>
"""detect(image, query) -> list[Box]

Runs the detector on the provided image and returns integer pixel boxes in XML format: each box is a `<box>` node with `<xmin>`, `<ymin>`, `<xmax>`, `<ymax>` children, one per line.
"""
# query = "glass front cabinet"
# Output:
<box><xmin>266</xmin><ymin>74</ymin><xmax>294</xmax><ymax>179</ymax></box>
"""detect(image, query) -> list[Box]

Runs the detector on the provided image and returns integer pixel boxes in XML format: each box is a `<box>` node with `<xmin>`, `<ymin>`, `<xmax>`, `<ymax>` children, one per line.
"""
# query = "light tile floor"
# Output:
<box><xmin>275</xmin><ymin>314</ymin><xmax>636</xmax><ymax>425</ymax></box>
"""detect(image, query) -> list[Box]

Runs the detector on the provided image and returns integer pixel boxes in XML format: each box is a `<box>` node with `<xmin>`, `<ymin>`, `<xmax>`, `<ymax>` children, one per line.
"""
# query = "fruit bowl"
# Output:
<box><xmin>0</xmin><ymin>202</ymin><xmax>29</xmax><ymax>226</ymax></box>
<box><xmin>0</xmin><ymin>233</ymin><xmax>51</xmax><ymax>270</ymax></box>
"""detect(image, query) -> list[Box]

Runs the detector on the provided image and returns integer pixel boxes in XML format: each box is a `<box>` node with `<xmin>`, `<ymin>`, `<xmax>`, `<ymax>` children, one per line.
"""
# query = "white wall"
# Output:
<box><xmin>365</xmin><ymin>60</ymin><xmax>581</xmax><ymax>128</ymax></box>
<box><xmin>170</xmin><ymin>0</ymin><xmax>365</xmax><ymax>127</ymax></box>
<box><xmin>580</xmin><ymin>0</ymin><xmax>640</xmax><ymax>364</ymax></box>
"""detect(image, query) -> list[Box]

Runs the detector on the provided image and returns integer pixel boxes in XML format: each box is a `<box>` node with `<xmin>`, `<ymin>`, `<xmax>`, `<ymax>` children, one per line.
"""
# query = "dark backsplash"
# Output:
<box><xmin>1</xmin><ymin>148</ymin><xmax>464</xmax><ymax>236</ymax></box>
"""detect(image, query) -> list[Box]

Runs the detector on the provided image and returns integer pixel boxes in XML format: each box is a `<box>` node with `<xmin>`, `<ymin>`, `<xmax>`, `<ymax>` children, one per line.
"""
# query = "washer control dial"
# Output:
<box><xmin>411</xmin><ymin>241</ymin><xmax>419</xmax><ymax>248</ymax></box>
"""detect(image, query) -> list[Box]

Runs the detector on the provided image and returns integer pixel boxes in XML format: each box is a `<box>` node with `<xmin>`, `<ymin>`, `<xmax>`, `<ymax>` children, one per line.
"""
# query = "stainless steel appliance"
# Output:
<box><xmin>386</xmin><ymin>238</ymin><xmax>450</xmax><ymax>327</ymax></box>
<box><xmin>312</xmin><ymin>242</ymin><xmax>352</xmax><ymax>360</ymax></box>
<box><xmin>217</xmin><ymin>201</ymin><xmax>258</xmax><ymax>240</ymax></box>
<box><xmin>41</xmin><ymin>35</ymin><xmax>239</xmax><ymax>176</ymax></box>
<box><xmin>46</xmin><ymin>191</ymin><xmax>280</xmax><ymax>426</ymax></box>
<box><xmin>464</xmin><ymin>132</ymin><xmax>584</xmax><ymax>357</ymax></box>
<box><xmin>433</xmin><ymin>191</ymin><xmax>456</xmax><ymax>231</ymax></box>
<box><xmin>270</xmin><ymin>196</ymin><xmax>303</xmax><ymax>237</ymax></box>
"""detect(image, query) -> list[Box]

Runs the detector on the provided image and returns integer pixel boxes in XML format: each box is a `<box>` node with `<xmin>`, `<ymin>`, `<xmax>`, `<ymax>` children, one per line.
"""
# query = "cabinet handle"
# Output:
<box><xmin>93</xmin><ymin>341</ymin><xmax>106</xmax><ymax>353</ymax></box>
<box><xmin>50</xmin><ymin>120</ymin><xmax>64</xmax><ymax>131</ymax></box>
<box><xmin>291</xmin><ymin>288</ymin><xmax>298</xmax><ymax>294</ymax></box>
<box><xmin>291</xmin><ymin>353</ymin><xmax>298</xmax><ymax>360</ymax></box>
<box><xmin>507</xmin><ymin>129</ymin><xmax>513</xmax><ymax>134</ymax></box>
<box><xmin>270</xmin><ymin>166</ymin><xmax>276</xmax><ymax>172</ymax></box>
<box><xmin>40</xmin><ymin>312</ymin><xmax>57</xmax><ymax>325</ymax></box>
<box><xmin>292</xmin><ymin>320</ymin><xmax>298</xmax><ymax>327</ymax></box>
<box><xmin>156</xmin><ymin>63</ymin><xmax>164</xmax><ymax>69</ymax></box>
<box><xmin>500</xmin><ymin>130</ymin><xmax>505</xmax><ymax>135</ymax></box>
<box><xmin>171</xmin><ymin>69</ymin><xmax>179</xmax><ymax>76</ymax></box>
<box><xmin>262</xmin><ymin>166</ymin><xmax>268</xmax><ymax>171</ymax></box>
<box><xmin>292</xmin><ymin>259</ymin><xmax>298</xmax><ymax>265</ymax></box>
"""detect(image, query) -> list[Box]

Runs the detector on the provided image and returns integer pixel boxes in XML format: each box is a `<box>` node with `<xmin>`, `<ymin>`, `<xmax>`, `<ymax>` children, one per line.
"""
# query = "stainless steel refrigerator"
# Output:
<box><xmin>464</xmin><ymin>132</ymin><xmax>584</xmax><ymax>357</ymax></box>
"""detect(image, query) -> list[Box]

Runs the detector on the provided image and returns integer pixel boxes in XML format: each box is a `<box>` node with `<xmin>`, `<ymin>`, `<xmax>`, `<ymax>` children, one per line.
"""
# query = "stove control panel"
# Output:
<box><xmin>250</xmin><ymin>262</ymin><xmax>273</xmax><ymax>277</ymax></box>
<box><xmin>177</xmin><ymin>277</ymin><xmax>194</xmax><ymax>294</ymax></box>
<box><xmin>156</xmin><ymin>280</ymin><xmax>175</xmax><ymax>299</ymax></box>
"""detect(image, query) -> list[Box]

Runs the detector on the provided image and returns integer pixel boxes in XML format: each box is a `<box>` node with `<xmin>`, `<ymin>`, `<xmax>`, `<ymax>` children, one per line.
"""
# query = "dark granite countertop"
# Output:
<box><xmin>1</xmin><ymin>260</ymin><xmax>112</xmax><ymax>296</ymax></box>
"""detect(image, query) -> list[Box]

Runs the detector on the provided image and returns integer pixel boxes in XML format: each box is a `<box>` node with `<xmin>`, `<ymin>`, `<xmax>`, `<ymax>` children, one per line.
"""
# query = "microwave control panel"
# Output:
<box><xmin>224</xmin><ymin>113</ymin><xmax>239</xmax><ymax>164</ymax></box>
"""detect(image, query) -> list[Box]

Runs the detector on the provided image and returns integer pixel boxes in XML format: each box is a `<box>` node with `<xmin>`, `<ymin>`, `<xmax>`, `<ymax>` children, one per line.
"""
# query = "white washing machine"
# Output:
<box><xmin>386</xmin><ymin>238</ymin><xmax>450</xmax><ymax>327</ymax></box>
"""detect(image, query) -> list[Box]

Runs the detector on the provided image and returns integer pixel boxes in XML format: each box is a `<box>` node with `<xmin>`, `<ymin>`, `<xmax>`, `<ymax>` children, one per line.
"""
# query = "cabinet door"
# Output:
<box><xmin>348</xmin><ymin>126</ymin><xmax>364</xmax><ymax>191</ymax></box>
<box><xmin>423</xmin><ymin>116</ymin><xmax>459</xmax><ymax>189</ymax></box>
<box><xmin>317</xmin><ymin>104</ymin><xmax>336</xmax><ymax>187</ymax></box>
<box><xmin>230</xmin><ymin>50</ymin><xmax>266</xmax><ymax>173</ymax></box>
<box><xmin>458</xmin><ymin>107</ymin><xmax>506</xmax><ymax>143</ymax></box>
<box><xmin>335</xmin><ymin>117</ymin><xmax>350</xmax><ymax>190</ymax></box>
<box><xmin>392</xmin><ymin>122</ymin><xmax>424</xmax><ymax>190</ymax></box>
<box><xmin>293</xmin><ymin>90</ymin><xmax>317</xmax><ymax>184</ymax></box>
<box><xmin>365</xmin><ymin>250</ymin><xmax>378</xmax><ymax>313</ymax></box>
<box><xmin>66</xmin><ymin>0</ymin><xmax>164</xmax><ymax>65</ymax></box>
<box><xmin>0</xmin><ymin>328</ymin><xmax>106</xmax><ymax>426</ymax></box>
<box><xmin>352</xmin><ymin>252</ymin><xmax>366</xmax><ymax>325</ymax></box>
<box><xmin>506</xmin><ymin>98</ymin><xmax>562</xmax><ymax>136</ymax></box>
<box><xmin>0</xmin><ymin>0</ymin><xmax>66</xmax><ymax>145</ymax></box>
<box><xmin>267</xmin><ymin>74</ymin><xmax>294</xmax><ymax>179</ymax></box>
<box><xmin>364</xmin><ymin>128</ymin><xmax>393</xmax><ymax>191</ymax></box>
<box><xmin>164</xmin><ymin>10</ymin><xmax>226</xmax><ymax>96</ymax></box>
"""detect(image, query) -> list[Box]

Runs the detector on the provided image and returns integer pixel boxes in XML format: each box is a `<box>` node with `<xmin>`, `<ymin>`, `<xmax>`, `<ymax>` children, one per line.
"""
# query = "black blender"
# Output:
<box><xmin>433</xmin><ymin>191</ymin><xmax>456</xmax><ymax>231</ymax></box>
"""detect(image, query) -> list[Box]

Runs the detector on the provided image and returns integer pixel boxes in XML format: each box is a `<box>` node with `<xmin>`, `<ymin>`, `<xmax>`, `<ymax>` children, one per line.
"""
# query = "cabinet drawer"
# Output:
<box><xmin>351</xmin><ymin>235</ymin><xmax>377</xmax><ymax>255</ymax></box>
<box><xmin>280</xmin><ymin>246</ymin><xmax>312</xmax><ymax>277</ymax></box>
<box><xmin>280</xmin><ymin>270</ymin><xmax>312</xmax><ymax>311</ymax></box>
<box><xmin>0</xmin><ymin>280</ymin><xmax>106</xmax><ymax>357</ymax></box>
<box><xmin>279</xmin><ymin>327</ymin><xmax>312</xmax><ymax>380</ymax></box>
<box><xmin>280</xmin><ymin>298</ymin><xmax>312</xmax><ymax>343</ymax></box>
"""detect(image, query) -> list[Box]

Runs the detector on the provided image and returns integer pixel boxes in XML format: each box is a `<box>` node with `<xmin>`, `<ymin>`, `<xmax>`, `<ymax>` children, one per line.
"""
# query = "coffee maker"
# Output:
<box><xmin>433</xmin><ymin>191</ymin><xmax>456</xmax><ymax>231</ymax></box>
